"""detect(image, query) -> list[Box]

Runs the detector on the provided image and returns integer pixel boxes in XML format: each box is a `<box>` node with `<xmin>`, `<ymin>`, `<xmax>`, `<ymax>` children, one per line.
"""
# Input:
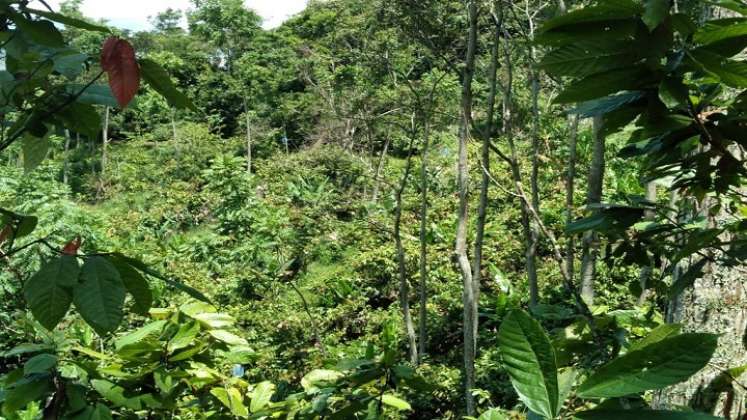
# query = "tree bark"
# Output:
<box><xmin>472</xmin><ymin>5</ymin><xmax>501</xmax><ymax>353</ymax></box>
<box><xmin>527</xmin><ymin>1</ymin><xmax>542</xmax><ymax>304</ymax></box>
<box><xmin>371</xmin><ymin>136</ymin><xmax>390</xmax><ymax>203</ymax></box>
<box><xmin>580</xmin><ymin>115</ymin><xmax>605</xmax><ymax>306</ymax></box>
<box><xmin>395</xmin><ymin>128</ymin><xmax>418</xmax><ymax>365</ymax></box>
<box><xmin>418</xmin><ymin>117</ymin><xmax>430</xmax><ymax>363</ymax></box>
<box><xmin>457</xmin><ymin>0</ymin><xmax>479</xmax><ymax>415</ymax></box>
<box><xmin>565</xmin><ymin>115</ymin><xmax>579</xmax><ymax>282</ymax></box>
<box><xmin>243</xmin><ymin>98</ymin><xmax>252</xmax><ymax>173</ymax></box>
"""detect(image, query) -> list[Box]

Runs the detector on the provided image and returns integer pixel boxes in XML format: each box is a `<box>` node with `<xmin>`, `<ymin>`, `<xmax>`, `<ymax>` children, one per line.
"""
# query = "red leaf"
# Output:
<box><xmin>62</xmin><ymin>237</ymin><xmax>81</xmax><ymax>255</ymax></box>
<box><xmin>100</xmin><ymin>37</ymin><xmax>140</xmax><ymax>108</ymax></box>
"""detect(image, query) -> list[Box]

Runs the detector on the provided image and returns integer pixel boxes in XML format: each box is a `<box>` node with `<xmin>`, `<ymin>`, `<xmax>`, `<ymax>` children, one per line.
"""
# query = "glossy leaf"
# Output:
<box><xmin>211</xmin><ymin>387</ymin><xmax>248</xmax><ymax>417</ymax></box>
<box><xmin>643</xmin><ymin>0</ymin><xmax>670</xmax><ymax>31</ymax></box>
<box><xmin>578</xmin><ymin>333</ymin><xmax>718</xmax><ymax>398</ymax></box>
<box><xmin>74</xmin><ymin>256</ymin><xmax>126</xmax><ymax>336</ymax></box>
<box><xmin>114</xmin><ymin>320</ymin><xmax>166</xmax><ymax>350</ymax></box>
<box><xmin>555</xmin><ymin>67</ymin><xmax>653</xmax><ymax>104</ymax></box>
<box><xmin>694</xmin><ymin>18</ymin><xmax>747</xmax><ymax>45</ymax></box>
<box><xmin>107</xmin><ymin>255</ymin><xmax>152</xmax><ymax>315</ymax></box>
<box><xmin>23</xmin><ymin>255</ymin><xmax>79</xmax><ymax>330</ymax></box>
<box><xmin>381</xmin><ymin>394</ymin><xmax>411</xmax><ymax>411</ymax></box>
<box><xmin>498</xmin><ymin>309</ymin><xmax>558</xmax><ymax>419</ymax></box>
<box><xmin>209</xmin><ymin>330</ymin><xmax>248</xmax><ymax>346</ymax></box>
<box><xmin>629</xmin><ymin>324</ymin><xmax>682</xmax><ymax>351</ymax></box>
<box><xmin>23</xmin><ymin>353</ymin><xmax>57</xmax><ymax>374</ymax></box>
<box><xmin>168</xmin><ymin>320</ymin><xmax>200</xmax><ymax>352</ymax></box>
<box><xmin>11</xmin><ymin>14</ymin><xmax>64</xmax><ymax>47</ymax></box>
<box><xmin>479</xmin><ymin>409</ymin><xmax>508</xmax><ymax>420</ymax></box>
<box><xmin>25</xmin><ymin>8</ymin><xmax>110</xmax><ymax>33</ymax></box>
<box><xmin>540</xmin><ymin>41</ymin><xmax>639</xmax><ymax>78</ymax></box>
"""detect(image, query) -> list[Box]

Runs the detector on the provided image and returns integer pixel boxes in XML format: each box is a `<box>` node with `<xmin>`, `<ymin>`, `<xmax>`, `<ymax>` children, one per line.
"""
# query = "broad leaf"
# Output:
<box><xmin>643</xmin><ymin>0</ymin><xmax>670</xmax><ymax>31</ymax></box>
<box><xmin>22</xmin><ymin>133</ymin><xmax>49</xmax><ymax>172</ymax></box>
<box><xmin>578</xmin><ymin>333</ymin><xmax>718</xmax><ymax>398</ymax></box>
<box><xmin>569</xmin><ymin>91</ymin><xmax>646</xmax><ymax>118</ymax></box>
<box><xmin>23</xmin><ymin>255</ymin><xmax>79</xmax><ymax>330</ymax></box>
<box><xmin>498</xmin><ymin>309</ymin><xmax>559</xmax><ymax>419</ymax></box>
<box><xmin>101</xmin><ymin>37</ymin><xmax>140</xmax><ymax>108</ymax></box>
<box><xmin>540</xmin><ymin>41</ymin><xmax>639</xmax><ymax>78</ymax></box>
<box><xmin>381</xmin><ymin>394</ymin><xmax>411</xmax><ymax>411</ymax></box>
<box><xmin>250</xmin><ymin>381</ymin><xmax>275</xmax><ymax>413</ymax></box>
<box><xmin>114</xmin><ymin>320</ymin><xmax>166</xmax><ymax>350</ymax></box>
<box><xmin>23</xmin><ymin>354</ymin><xmax>57</xmax><ymax>374</ymax></box>
<box><xmin>139</xmin><ymin>59</ymin><xmax>196</xmax><ymax>111</ymax></box>
<box><xmin>694</xmin><ymin>18</ymin><xmax>747</xmax><ymax>45</ymax></box>
<box><xmin>541</xmin><ymin>0</ymin><xmax>642</xmax><ymax>33</ymax></box>
<box><xmin>68</xmin><ymin>84</ymin><xmax>119</xmax><ymax>108</ymax></box>
<box><xmin>689</xmin><ymin>49</ymin><xmax>747</xmax><ymax>88</ymax></box>
<box><xmin>209</xmin><ymin>330</ymin><xmax>248</xmax><ymax>346</ymax></box>
<box><xmin>479</xmin><ymin>409</ymin><xmax>508</xmax><ymax>420</ymax></box>
<box><xmin>24</xmin><ymin>8</ymin><xmax>110</xmax><ymax>33</ymax></box>
<box><xmin>555</xmin><ymin>67</ymin><xmax>653</xmax><ymax>104</ymax></box>
<box><xmin>107</xmin><ymin>255</ymin><xmax>152</xmax><ymax>315</ymax></box>
<box><xmin>10</xmin><ymin>14</ymin><xmax>64</xmax><ymax>47</ymax></box>
<box><xmin>2</xmin><ymin>375</ymin><xmax>54</xmax><ymax>416</ymax></box>
<box><xmin>168</xmin><ymin>320</ymin><xmax>200</xmax><ymax>353</ymax></box>
<box><xmin>74</xmin><ymin>256</ymin><xmax>126</xmax><ymax>336</ymax></box>
<box><xmin>211</xmin><ymin>387</ymin><xmax>248</xmax><ymax>417</ymax></box>
<box><xmin>629</xmin><ymin>324</ymin><xmax>682</xmax><ymax>351</ymax></box>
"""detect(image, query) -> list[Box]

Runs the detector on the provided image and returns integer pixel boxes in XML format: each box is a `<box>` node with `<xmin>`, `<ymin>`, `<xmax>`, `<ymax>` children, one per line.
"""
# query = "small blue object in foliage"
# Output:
<box><xmin>281</xmin><ymin>136</ymin><xmax>289</xmax><ymax>146</ymax></box>
<box><xmin>232</xmin><ymin>364</ymin><xmax>245</xmax><ymax>377</ymax></box>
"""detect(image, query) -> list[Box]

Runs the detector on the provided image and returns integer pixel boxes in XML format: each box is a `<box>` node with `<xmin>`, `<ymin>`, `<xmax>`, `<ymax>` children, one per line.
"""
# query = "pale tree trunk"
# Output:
<box><xmin>394</xmin><ymin>129</ymin><xmax>418</xmax><ymax>365</ymax></box>
<box><xmin>527</xmin><ymin>1</ymin><xmax>542</xmax><ymax>305</ymax></box>
<box><xmin>637</xmin><ymin>181</ymin><xmax>658</xmax><ymax>305</ymax></box>
<box><xmin>580</xmin><ymin>115</ymin><xmax>605</xmax><ymax>305</ymax></box>
<box><xmin>457</xmin><ymin>0</ymin><xmax>478</xmax><ymax>415</ymax></box>
<box><xmin>371</xmin><ymin>136</ymin><xmax>390</xmax><ymax>203</ymax></box>
<box><xmin>418</xmin><ymin>117</ymin><xmax>430</xmax><ymax>363</ymax></box>
<box><xmin>565</xmin><ymin>115</ymin><xmax>579</xmax><ymax>281</ymax></box>
<box><xmin>63</xmin><ymin>129</ymin><xmax>71</xmax><ymax>186</ymax></box>
<box><xmin>243</xmin><ymin>98</ymin><xmax>252</xmax><ymax>173</ymax></box>
<box><xmin>472</xmin><ymin>5</ymin><xmax>501</xmax><ymax>352</ymax></box>
<box><xmin>501</xmin><ymin>17</ymin><xmax>539</xmax><ymax>306</ymax></box>
<box><xmin>99</xmin><ymin>106</ymin><xmax>110</xmax><ymax>197</ymax></box>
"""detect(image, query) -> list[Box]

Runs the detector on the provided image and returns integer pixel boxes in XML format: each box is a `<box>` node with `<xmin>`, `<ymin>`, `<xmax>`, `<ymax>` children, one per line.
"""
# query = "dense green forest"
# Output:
<box><xmin>2</xmin><ymin>0</ymin><xmax>747</xmax><ymax>418</ymax></box>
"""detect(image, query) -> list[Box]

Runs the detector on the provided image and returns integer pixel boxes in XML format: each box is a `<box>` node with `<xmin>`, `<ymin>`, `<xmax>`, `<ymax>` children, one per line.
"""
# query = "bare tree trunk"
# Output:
<box><xmin>565</xmin><ymin>115</ymin><xmax>579</xmax><ymax>281</ymax></box>
<box><xmin>457</xmin><ymin>1</ymin><xmax>478</xmax><ymax>415</ymax></box>
<box><xmin>243</xmin><ymin>98</ymin><xmax>252</xmax><ymax>173</ymax></box>
<box><xmin>580</xmin><ymin>115</ymin><xmax>605</xmax><ymax>305</ymax></box>
<box><xmin>501</xmin><ymin>18</ymin><xmax>539</xmax><ymax>306</ymax></box>
<box><xmin>395</xmin><ymin>128</ymin><xmax>418</xmax><ymax>365</ymax></box>
<box><xmin>527</xmin><ymin>2</ymin><xmax>542</xmax><ymax>304</ymax></box>
<box><xmin>63</xmin><ymin>129</ymin><xmax>71</xmax><ymax>186</ymax></box>
<box><xmin>371</xmin><ymin>136</ymin><xmax>390</xmax><ymax>203</ymax></box>
<box><xmin>101</xmin><ymin>107</ymin><xmax>109</xmax><ymax>178</ymax></box>
<box><xmin>472</xmin><ymin>6</ymin><xmax>501</xmax><ymax>352</ymax></box>
<box><xmin>637</xmin><ymin>181</ymin><xmax>658</xmax><ymax>305</ymax></box>
<box><xmin>418</xmin><ymin>118</ymin><xmax>430</xmax><ymax>363</ymax></box>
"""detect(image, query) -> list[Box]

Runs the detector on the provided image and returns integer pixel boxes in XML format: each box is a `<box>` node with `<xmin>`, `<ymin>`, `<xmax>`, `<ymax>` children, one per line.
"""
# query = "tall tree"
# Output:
<box><xmin>580</xmin><ymin>116</ymin><xmax>605</xmax><ymax>305</ymax></box>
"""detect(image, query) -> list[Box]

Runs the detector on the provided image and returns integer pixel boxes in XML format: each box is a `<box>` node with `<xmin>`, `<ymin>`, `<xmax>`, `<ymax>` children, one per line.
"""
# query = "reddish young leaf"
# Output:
<box><xmin>100</xmin><ymin>37</ymin><xmax>140</xmax><ymax>108</ymax></box>
<box><xmin>62</xmin><ymin>237</ymin><xmax>82</xmax><ymax>255</ymax></box>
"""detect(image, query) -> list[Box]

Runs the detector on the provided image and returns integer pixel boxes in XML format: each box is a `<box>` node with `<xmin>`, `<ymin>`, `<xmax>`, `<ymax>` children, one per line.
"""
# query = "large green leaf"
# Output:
<box><xmin>23</xmin><ymin>354</ymin><xmax>57</xmax><ymax>375</ymax></box>
<box><xmin>570</xmin><ymin>91</ymin><xmax>646</xmax><ymax>118</ymax></box>
<box><xmin>689</xmin><ymin>50</ymin><xmax>747</xmax><ymax>88</ymax></box>
<box><xmin>643</xmin><ymin>0</ymin><xmax>670</xmax><ymax>31</ymax></box>
<box><xmin>114</xmin><ymin>320</ymin><xmax>167</xmax><ymax>350</ymax></box>
<box><xmin>10</xmin><ymin>14</ymin><xmax>64</xmax><ymax>47</ymax></box>
<box><xmin>68</xmin><ymin>84</ymin><xmax>119</xmax><ymax>108</ymax></box>
<box><xmin>381</xmin><ymin>394</ymin><xmax>411</xmax><ymax>411</ymax></box>
<box><xmin>540</xmin><ymin>41</ymin><xmax>639</xmax><ymax>78</ymax></box>
<box><xmin>139</xmin><ymin>59</ymin><xmax>196</xmax><ymax>111</ymax></box>
<box><xmin>168</xmin><ymin>320</ymin><xmax>200</xmax><ymax>353</ymax></box>
<box><xmin>479</xmin><ymin>409</ymin><xmax>508</xmax><ymax>420</ymax></box>
<box><xmin>555</xmin><ymin>67</ymin><xmax>653</xmax><ymax>104</ymax></box>
<box><xmin>68</xmin><ymin>403</ymin><xmax>113</xmax><ymax>420</ymax></box>
<box><xmin>107</xmin><ymin>255</ymin><xmax>152</xmax><ymax>315</ymax></box>
<box><xmin>250</xmin><ymin>381</ymin><xmax>275</xmax><ymax>413</ymax></box>
<box><xmin>21</xmin><ymin>133</ymin><xmax>49</xmax><ymax>172</ymax></box>
<box><xmin>694</xmin><ymin>18</ymin><xmax>747</xmax><ymax>45</ymax></box>
<box><xmin>211</xmin><ymin>387</ymin><xmax>248</xmax><ymax>417</ymax></box>
<box><xmin>574</xmin><ymin>409</ymin><xmax>722</xmax><ymax>419</ymax></box>
<box><xmin>23</xmin><ymin>255</ymin><xmax>79</xmax><ymax>330</ymax></box>
<box><xmin>498</xmin><ymin>309</ymin><xmax>558</xmax><ymax>419</ymax></box>
<box><xmin>2</xmin><ymin>374</ymin><xmax>54</xmax><ymax>416</ymax></box>
<box><xmin>578</xmin><ymin>333</ymin><xmax>718</xmax><ymax>398</ymax></box>
<box><xmin>24</xmin><ymin>8</ymin><xmax>110</xmax><ymax>33</ymax></box>
<box><xmin>629</xmin><ymin>324</ymin><xmax>682</xmax><ymax>351</ymax></box>
<box><xmin>74</xmin><ymin>257</ymin><xmax>126</xmax><ymax>336</ymax></box>
<box><xmin>541</xmin><ymin>0</ymin><xmax>643</xmax><ymax>33</ymax></box>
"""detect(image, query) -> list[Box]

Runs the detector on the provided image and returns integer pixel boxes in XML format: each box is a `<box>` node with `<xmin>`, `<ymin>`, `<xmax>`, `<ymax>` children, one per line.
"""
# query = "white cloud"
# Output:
<box><xmin>34</xmin><ymin>0</ymin><xmax>308</xmax><ymax>30</ymax></box>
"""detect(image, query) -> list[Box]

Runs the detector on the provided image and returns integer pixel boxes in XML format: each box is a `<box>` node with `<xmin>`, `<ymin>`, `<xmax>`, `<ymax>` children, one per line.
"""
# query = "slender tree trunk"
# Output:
<box><xmin>101</xmin><ymin>107</ymin><xmax>109</xmax><ymax>178</ymax></box>
<box><xmin>580</xmin><ymin>115</ymin><xmax>606</xmax><ymax>305</ymax></box>
<box><xmin>457</xmin><ymin>1</ymin><xmax>478</xmax><ymax>415</ymax></box>
<box><xmin>371</xmin><ymin>136</ymin><xmax>390</xmax><ymax>203</ymax></box>
<box><xmin>63</xmin><ymin>129</ymin><xmax>71</xmax><ymax>186</ymax></box>
<box><xmin>501</xmin><ymin>18</ymin><xmax>539</xmax><ymax>306</ymax></box>
<box><xmin>471</xmin><ymin>6</ymin><xmax>501</xmax><ymax>352</ymax></box>
<box><xmin>418</xmin><ymin>118</ymin><xmax>430</xmax><ymax>363</ymax></box>
<box><xmin>243</xmin><ymin>98</ymin><xmax>252</xmax><ymax>173</ymax></box>
<box><xmin>395</xmin><ymin>130</ymin><xmax>418</xmax><ymax>365</ymax></box>
<box><xmin>565</xmin><ymin>115</ymin><xmax>579</xmax><ymax>281</ymax></box>
<box><xmin>528</xmin><ymin>3</ymin><xmax>542</xmax><ymax>303</ymax></box>
<box><xmin>637</xmin><ymin>181</ymin><xmax>658</xmax><ymax>304</ymax></box>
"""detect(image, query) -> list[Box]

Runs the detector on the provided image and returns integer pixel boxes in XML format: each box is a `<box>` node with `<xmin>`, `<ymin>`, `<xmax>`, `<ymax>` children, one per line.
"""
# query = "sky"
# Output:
<box><xmin>36</xmin><ymin>0</ymin><xmax>309</xmax><ymax>30</ymax></box>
